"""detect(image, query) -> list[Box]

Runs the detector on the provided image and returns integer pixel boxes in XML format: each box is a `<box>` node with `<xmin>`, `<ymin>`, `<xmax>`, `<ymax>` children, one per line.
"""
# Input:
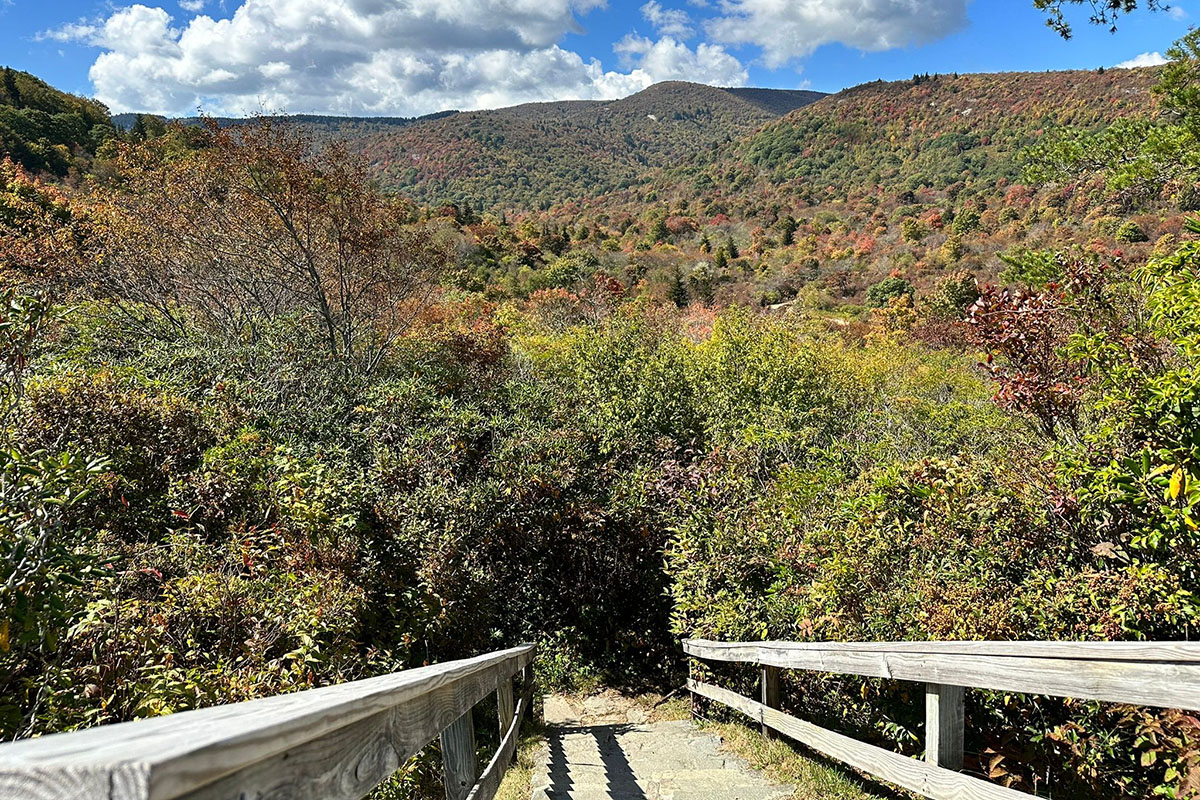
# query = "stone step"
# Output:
<box><xmin>528</xmin><ymin>694</ymin><xmax>794</xmax><ymax>800</ymax></box>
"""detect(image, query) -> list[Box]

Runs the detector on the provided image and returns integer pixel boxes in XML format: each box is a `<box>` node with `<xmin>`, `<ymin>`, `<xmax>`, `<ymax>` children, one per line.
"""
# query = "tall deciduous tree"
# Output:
<box><xmin>86</xmin><ymin>119</ymin><xmax>451</xmax><ymax>375</ymax></box>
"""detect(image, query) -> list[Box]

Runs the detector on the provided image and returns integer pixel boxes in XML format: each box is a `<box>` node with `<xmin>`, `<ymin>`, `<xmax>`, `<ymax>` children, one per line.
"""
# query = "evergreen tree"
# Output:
<box><xmin>1</xmin><ymin>68</ymin><xmax>20</xmax><ymax>106</ymax></box>
<box><xmin>713</xmin><ymin>247</ymin><xmax>729</xmax><ymax>270</ymax></box>
<box><xmin>667</xmin><ymin>266</ymin><xmax>689</xmax><ymax>307</ymax></box>
<box><xmin>779</xmin><ymin>216</ymin><xmax>798</xmax><ymax>246</ymax></box>
<box><xmin>649</xmin><ymin>216</ymin><xmax>669</xmax><ymax>243</ymax></box>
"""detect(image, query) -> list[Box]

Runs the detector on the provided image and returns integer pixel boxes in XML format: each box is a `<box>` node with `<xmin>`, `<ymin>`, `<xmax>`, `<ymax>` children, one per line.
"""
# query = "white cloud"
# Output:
<box><xmin>614</xmin><ymin>34</ymin><xmax>746</xmax><ymax>86</ymax></box>
<box><xmin>707</xmin><ymin>0</ymin><xmax>969</xmax><ymax>68</ymax></box>
<box><xmin>1168</xmin><ymin>5</ymin><xmax>1187</xmax><ymax>20</ymax></box>
<box><xmin>37</xmin><ymin>21</ymin><xmax>102</xmax><ymax>43</ymax></box>
<box><xmin>1114</xmin><ymin>51</ymin><xmax>1169</xmax><ymax>69</ymax></box>
<box><xmin>179</xmin><ymin>0</ymin><xmax>206</xmax><ymax>11</ymax></box>
<box><xmin>43</xmin><ymin>0</ymin><xmax>744</xmax><ymax>116</ymax></box>
<box><xmin>640</xmin><ymin>1</ymin><xmax>693</xmax><ymax>38</ymax></box>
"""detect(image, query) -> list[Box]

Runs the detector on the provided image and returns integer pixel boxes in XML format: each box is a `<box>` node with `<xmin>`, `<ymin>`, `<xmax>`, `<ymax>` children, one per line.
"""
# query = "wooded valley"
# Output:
<box><xmin>4</xmin><ymin>12</ymin><xmax>1200</xmax><ymax>799</ymax></box>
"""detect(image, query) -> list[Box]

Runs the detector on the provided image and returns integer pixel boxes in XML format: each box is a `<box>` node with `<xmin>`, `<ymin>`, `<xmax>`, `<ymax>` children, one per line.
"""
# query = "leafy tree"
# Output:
<box><xmin>866</xmin><ymin>276</ymin><xmax>916</xmax><ymax>307</ymax></box>
<box><xmin>85</xmin><ymin>119</ymin><xmax>450</xmax><ymax>375</ymax></box>
<box><xmin>951</xmin><ymin>207</ymin><xmax>981</xmax><ymax>234</ymax></box>
<box><xmin>900</xmin><ymin>217</ymin><xmax>929</xmax><ymax>243</ymax></box>
<box><xmin>1116</xmin><ymin>220</ymin><xmax>1149</xmax><ymax>242</ymax></box>
<box><xmin>528</xmin><ymin>249</ymin><xmax>597</xmax><ymax>292</ymax></box>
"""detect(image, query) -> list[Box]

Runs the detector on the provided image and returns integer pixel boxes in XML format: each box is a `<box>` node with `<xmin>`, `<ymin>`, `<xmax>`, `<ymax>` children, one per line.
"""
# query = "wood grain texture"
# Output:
<box><xmin>685</xmin><ymin>639</ymin><xmax>1200</xmax><ymax>662</ymax></box>
<box><xmin>0</xmin><ymin>644</ymin><xmax>535</xmax><ymax>800</ymax></box>
<box><xmin>496</xmin><ymin>680</ymin><xmax>514</xmax><ymax>744</ymax></box>
<box><xmin>683</xmin><ymin>640</ymin><xmax>1200</xmax><ymax>710</ymax></box>
<box><xmin>925</xmin><ymin>684</ymin><xmax>964</xmax><ymax>771</ymax></box>
<box><xmin>181</xmin><ymin>659</ymin><xmax>510</xmax><ymax>800</ymax></box>
<box><xmin>760</xmin><ymin>665</ymin><xmax>781</xmax><ymax>740</ymax></box>
<box><xmin>465</xmin><ymin>682</ymin><xmax>532</xmax><ymax>800</ymax></box>
<box><xmin>689</xmin><ymin>679</ymin><xmax>1029</xmax><ymax>800</ymax></box>
<box><xmin>441</xmin><ymin>712</ymin><xmax>478</xmax><ymax>800</ymax></box>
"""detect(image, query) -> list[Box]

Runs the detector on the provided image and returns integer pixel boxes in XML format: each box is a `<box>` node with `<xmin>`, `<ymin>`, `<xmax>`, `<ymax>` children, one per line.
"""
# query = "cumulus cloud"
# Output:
<box><xmin>1114</xmin><ymin>51</ymin><xmax>1169</xmax><ymax>69</ymax></box>
<box><xmin>178</xmin><ymin>0</ymin><xmax>206</xmax><ymax>11</ymax></box>
<box><xmin>640</xmin><ymin>1</ymin><xmax>694</xmax><ymax>38</ymax></box>
<box><xmin>615</xmin><ymin>34</ymin><xmax>746</xmax><ymax>85</ymax></box>
<box><xmin>706</xmin><ymin>0</ymin><xmax>969</xmax><ymax>67</ymax></box>
<box><xmin>44</xmin><ymin>0</ymin><xmax>745</xmax><ymax>116</ymax></box>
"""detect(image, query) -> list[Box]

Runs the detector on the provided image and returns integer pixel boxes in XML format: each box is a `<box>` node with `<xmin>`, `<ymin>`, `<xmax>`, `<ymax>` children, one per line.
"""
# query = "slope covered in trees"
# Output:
<box><xmin>337</xmin><ymin>81</ymin><xmax>825</xmax><ymax>209</ymax></box>
<box><xmin>4</xmin><ymin>23</ymin><xmax>1200</xmax><ymax>799</ymax></box>
<box><xmin>509</xmin><ymin>67</ymin><xmax>1168</xmax><ymax>312</ymax></box>
<box><xmin>0</xmin><ymin>67</ymin><xmax>115</xmax><ymax>178</ymax></box>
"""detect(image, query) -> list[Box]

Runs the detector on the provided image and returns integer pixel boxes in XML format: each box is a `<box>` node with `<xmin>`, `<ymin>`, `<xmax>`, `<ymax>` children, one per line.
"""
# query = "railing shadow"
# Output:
<box><xmin>544</xmin><ymin>723</ymin><xmax>648</xmax><ymax>799</ymax></box>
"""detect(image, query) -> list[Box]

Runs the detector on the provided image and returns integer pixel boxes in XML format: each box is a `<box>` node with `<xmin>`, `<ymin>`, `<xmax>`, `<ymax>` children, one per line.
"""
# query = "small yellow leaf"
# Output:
<box><xmin>1169</xmin><ymin>467</ymin><xmax>1186</xmax><ymax>500</ymax></box>
<box><xmin>0</xmin><ymin>618</ymin><xmax>9</xmax><ymax>652</ymax></box>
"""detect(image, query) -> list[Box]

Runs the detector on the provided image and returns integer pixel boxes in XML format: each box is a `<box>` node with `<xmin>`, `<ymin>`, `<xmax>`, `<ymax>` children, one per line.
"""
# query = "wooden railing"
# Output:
<box><xmin>684</xmin><ymin>639</ymin><xmax>1200</xmax><ymax>800</ymax></box>
<box><xmin>0</xmin><ymin>643</ymin><xmax>536</xmax><ymax>800</ymax></box>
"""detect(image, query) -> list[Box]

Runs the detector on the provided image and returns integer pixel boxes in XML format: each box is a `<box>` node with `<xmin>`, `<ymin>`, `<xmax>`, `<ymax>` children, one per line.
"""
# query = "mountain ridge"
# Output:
<box><xmin>336</xmin><ymin>81</ymin><xmax>827</xmax><ymax>208</ymax></box>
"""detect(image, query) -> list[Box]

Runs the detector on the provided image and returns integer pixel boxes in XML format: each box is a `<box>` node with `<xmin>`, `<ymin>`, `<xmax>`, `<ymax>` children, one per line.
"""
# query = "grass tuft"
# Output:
<box><xmin>702</xmin><ymin>719</ymin><xmax>903</xmax><ymax>800</ymax></box>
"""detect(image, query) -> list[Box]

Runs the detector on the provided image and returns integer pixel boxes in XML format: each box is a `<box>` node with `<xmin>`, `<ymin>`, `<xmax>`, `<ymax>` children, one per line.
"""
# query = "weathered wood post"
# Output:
<box><xmin>689</xmin><ymin>657</ymin><xmax>700</xmax><ymax>722</ymax></box>
<box><xmin>925</xmin><ymin>683</ymin><xmax>964</xmax><ymax>770</ymax></box>
<box><xmin>441</xmin><ymin>710</ymin><xmax>479</xmax><ymax>800</ymax></box>
<box><xmin>760</xmin><ymin>665</ymin><xmax>781</xmax><ymax>739</ymax></box>
<box><xmin>497</xmin><ymin>675</ymin><xmax>515</xmax><ymax>763</ymax></box>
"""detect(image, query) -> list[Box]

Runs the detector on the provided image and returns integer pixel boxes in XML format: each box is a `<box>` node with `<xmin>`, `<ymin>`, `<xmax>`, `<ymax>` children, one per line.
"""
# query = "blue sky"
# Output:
<box><xmin>0</xmin><ymin>0</ymin><xmax>1192</xmax><ymax>116</ymax></box>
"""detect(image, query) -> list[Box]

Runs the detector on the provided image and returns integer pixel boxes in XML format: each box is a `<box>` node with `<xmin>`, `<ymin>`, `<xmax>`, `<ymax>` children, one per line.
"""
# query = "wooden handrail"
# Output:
<box><xmin>684</xmin><ymin>639</ymin><xmax>1200</xmax><ymax>800</ymax></box>
<box><xmin>0</xmin><ymin>643</ymin><xmax>536</xmax><ymax>800</ymax></box>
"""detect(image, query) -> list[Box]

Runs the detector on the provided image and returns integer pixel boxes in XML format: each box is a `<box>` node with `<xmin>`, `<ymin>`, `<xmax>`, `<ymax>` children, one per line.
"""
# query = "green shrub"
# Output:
<box><xmin>20</xmin><ymin>371</ymin><xmax>212</xmax><ymax>540</ymax></box>
<box><xmin>1115</xmin><ymin>220</ymin><xmax>1149</xmax><ymax>243</ymax></box>
<box><xmin>866</xmin><ymin>277</ymin><xmax>915</xmax><ymax>307</ymax></box>
<box><xmin>950</xmin><ymin>208</ymin><xmax>980</xmax><ymax>234</ymax></box>
<box><xmin>900</xmin><ymin>217</ymin><xmax>928</xmax><ymax>243</ymax></box>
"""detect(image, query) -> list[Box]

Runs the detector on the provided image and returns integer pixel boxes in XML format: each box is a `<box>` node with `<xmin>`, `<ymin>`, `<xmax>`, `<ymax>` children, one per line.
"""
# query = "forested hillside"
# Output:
<box><xmin>0</xmin><ymin>68</ymin><xmax>114</xmax><ymax>178</ymax></box>
<box><xmin>4</xmin><ymin>27</ymin><xmax>1200</xmax><ymax>800</ymax></box>
<box><xmin>338</xmin><ymin>82</ymin><xmax>825</xmax><ymax>209</ymax></box>
<box><xmin>503</xmin><ymin>67</ymin><xmax>1169</xmax><ymax>313</ymax></box>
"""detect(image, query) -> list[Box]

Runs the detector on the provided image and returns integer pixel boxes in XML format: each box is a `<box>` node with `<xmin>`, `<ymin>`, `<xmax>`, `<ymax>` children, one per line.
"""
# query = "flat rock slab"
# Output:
<box><xmin>530</xmin><ymin>693</ymin><xmax>793</xmax><ymax>800</ymax></box>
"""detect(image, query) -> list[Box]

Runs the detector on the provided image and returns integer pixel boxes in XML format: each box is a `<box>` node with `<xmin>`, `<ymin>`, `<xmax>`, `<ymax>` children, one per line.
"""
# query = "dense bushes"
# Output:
<box><xmin>9</xmin><ymin>255</ymin><xmax>1199</xmax><ymax>793</ymax></box>
<box><xmin>668</xmin><ymin>235</ymin><xmax>1200</xmax><ymax>797</ymax></box>
<box><xmin>3</xmin><ymin>63</ymin><xmax>1200</xmax><ymax>799</ymax></box>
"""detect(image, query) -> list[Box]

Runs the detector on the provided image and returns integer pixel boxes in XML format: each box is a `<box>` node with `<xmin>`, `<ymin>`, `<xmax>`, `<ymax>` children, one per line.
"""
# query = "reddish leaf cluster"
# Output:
<box><xmin>966</xmin><ymin>284</ymin><xmax>1083</xmax><ymax>438</ymax></box>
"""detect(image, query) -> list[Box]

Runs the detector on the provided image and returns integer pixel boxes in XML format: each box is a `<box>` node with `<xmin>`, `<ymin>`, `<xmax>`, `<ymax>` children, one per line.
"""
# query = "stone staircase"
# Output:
<box><xmin>530</xmin><ymin>693</ymin><xmax>792</xmax><ymax>800</ymax></box>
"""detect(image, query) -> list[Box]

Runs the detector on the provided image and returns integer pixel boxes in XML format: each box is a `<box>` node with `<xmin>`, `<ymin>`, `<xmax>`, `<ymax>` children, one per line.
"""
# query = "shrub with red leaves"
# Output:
<box><xmin>966</xmin><ymin>284</ymin><xmax>1083</xmax><ymax>439</ymax></box>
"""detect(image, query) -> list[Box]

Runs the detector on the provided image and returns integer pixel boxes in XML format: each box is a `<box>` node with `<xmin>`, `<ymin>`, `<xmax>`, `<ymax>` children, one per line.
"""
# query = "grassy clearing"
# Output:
<box><xmin>702</xmin><ymin>720</ymin><xmax>904</xmax><ymax>800</ymax></box>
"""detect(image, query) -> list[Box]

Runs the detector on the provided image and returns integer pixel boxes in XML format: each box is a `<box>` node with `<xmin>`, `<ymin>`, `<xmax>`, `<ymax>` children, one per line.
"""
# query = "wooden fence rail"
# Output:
<box><xmin>0</xmin><ymin>643</ymin><xmax>536</xmax><ymax>800</ymax></box>
<box><xmin>684</xmin><ymin>639</ymin><xmax>1200</xmax><ymax>800</ymax></box>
